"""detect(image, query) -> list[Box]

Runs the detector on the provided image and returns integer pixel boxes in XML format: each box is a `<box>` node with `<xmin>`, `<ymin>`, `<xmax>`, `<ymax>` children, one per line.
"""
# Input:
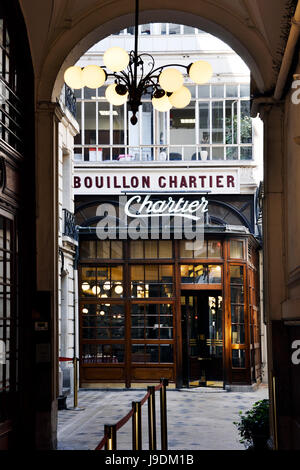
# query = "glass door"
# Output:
<box><xmin>181</xmin><ymin>291</ymin><xmax>223</xmax><ymax>387</ymax></box>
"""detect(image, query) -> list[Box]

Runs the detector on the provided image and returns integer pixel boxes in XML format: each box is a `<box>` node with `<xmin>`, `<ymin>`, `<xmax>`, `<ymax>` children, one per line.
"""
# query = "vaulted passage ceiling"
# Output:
<box><xmin>19</xmin><ymin>0</ymin><xmax>293</xmax><ymax>100</ymax></box>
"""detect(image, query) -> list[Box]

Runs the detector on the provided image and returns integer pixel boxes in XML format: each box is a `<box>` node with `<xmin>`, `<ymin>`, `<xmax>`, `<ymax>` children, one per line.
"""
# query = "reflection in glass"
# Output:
<box><xmin>230</xmin><ymin>240</ymin><xmax>244</xmax><ymax>259</ymax></box>
<box><xmin>82</xmin><ymin>344</ymin><xmax>125</xmax><ymax>363</ymax></box>
<box><xmin>232</xmin><ymin>349</ymin><xmax>246</xmax><ymax>368</ymax></box>
<box><xmin>84</xmin><ymin>102</ymin><xmax>96</xmax><ymax>145</ymax></box>
<box><xmin>212</xmin><ymin>101</ymin><xmax>223</xmax><ymax>143</ymax></box>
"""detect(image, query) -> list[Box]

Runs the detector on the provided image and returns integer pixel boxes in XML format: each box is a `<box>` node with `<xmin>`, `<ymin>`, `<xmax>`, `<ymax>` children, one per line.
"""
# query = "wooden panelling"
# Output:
<box><xmin>131</xmin><ymin>367</ymin><xmax>174</xmax><ymax>381</ymax></box>
<box><xmin>81</xmin><ymin>366</ymin><xmax>125</xmax><ymax>381</ymax></box>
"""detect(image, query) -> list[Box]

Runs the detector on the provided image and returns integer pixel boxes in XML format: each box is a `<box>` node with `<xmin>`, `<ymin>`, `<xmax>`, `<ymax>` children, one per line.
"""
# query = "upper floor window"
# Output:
<box><xmin>0</xmin><ymin>10</ymin><xmax>23</xmax><ymax>152</ymax></box>
<box><xmin>74</xmin><ymin>83</ymin><xmax>252</xmax><ymax>163</ymax></box>
<box><xmin>113</xmin><ymin>23</ymin><xmax>201</xmax><ymax>36</ymax></box>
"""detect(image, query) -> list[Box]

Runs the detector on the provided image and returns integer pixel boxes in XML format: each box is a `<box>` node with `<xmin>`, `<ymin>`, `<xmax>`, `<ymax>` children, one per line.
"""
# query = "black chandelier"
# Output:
<box><xmin>64</xmin><ymin>0</ymin><xmax>213</xmax><ymax>125</ymax></box>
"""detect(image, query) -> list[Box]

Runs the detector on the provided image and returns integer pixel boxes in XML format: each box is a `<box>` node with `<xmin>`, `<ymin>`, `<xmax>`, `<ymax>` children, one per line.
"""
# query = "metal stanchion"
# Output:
<box><xmin>160</xmin><ymin>378</ymin><xmax>168</xmax><ymax>451</ymax></box>
<box><xmin>147</xmin><ymin>386</ymin><xmax>157</xmax><ymax>450</ymax></box>
<box><xmin>68</xmin><ymin>357</ymin><xmax>84</xmax><ymax>411</ymax></box>
<box><xmin>73</xmin><ymin>356</ymin><xmax>78</xmax><ymax>408</ymax></box>
<box><xmin>132</xmin><ymin>401</ymin><xmax>142</xmax><ymax>450</ymax></box>
<box><xmin>105</xmin><ymin>424</ymin><xmax>117</xmax><ymax>450</ymax></box>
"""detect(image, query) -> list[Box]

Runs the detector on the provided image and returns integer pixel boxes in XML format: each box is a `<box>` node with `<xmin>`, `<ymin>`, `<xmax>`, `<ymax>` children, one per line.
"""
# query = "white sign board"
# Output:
<box><xmin>74</xmin><ymin>168</ymin><xmax>240</xmax><ymax>195</ymax></box>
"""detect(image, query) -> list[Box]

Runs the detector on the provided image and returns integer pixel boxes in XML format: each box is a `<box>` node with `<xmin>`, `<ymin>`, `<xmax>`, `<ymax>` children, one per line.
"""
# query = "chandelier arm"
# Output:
<box><xmin>127</xmin><ymin>52</ymin><xmax>135</xmax><ymax>86</ymax></box>
<box><xmin>138</xmin><ymin>53</ymin><xmax>155</xmax><ymax>74</ymax></box>
<box><xmin>150</xmin><ymin>63</ymin><xmax>190</xmax><ymax>77</ymax></box>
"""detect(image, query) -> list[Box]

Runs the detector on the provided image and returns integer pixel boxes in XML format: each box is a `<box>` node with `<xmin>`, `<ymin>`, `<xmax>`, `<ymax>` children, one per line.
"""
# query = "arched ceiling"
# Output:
<box><xmin>19</xmin><ymin>0</ymin><xmax>289</xmax><ymax>102</ymax></box>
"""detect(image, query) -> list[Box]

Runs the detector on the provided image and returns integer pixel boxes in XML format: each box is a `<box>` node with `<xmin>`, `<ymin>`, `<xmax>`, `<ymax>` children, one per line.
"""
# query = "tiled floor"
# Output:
<box><xmin>57</xmin><ymin>385</ymin><xmax>269</xmax><ymax>450</ymax></box>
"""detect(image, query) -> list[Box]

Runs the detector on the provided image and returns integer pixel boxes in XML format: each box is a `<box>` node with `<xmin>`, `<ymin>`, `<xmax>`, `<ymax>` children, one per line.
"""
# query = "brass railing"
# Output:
<box><xmin>95</xmin><ymin>378</ymin><xmax>169</xmax><ymax>451</ymax></box>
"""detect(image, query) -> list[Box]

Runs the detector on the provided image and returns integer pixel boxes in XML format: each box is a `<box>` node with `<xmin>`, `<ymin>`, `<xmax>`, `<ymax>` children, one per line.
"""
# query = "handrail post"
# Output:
<box><xmin>147</xmin><ymin>386</ymin><xmax>157</xmax><ymax>450</ymax></box>
<box><xmin>73</xmin><ymin>357</ymin><xmax>78</xmax><ymax>409</ymax></box>
<box><xmin>160</xmin><ymin>378</ymin><xmax>168</xmax><ymax>451</ymax></box>
<box><xmin>105</xmin><ymin>424</ymin><xmax>117</xmax><ymax>450</ymax></box>
<box><xmin>132</xmin><ymin>401</ymin><xmax>142</xmax><ymax>450</ymax></box>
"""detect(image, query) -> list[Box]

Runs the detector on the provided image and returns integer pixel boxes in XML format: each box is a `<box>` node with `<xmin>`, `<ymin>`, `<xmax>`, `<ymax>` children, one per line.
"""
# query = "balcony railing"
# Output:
<box><xmin>63</xmin><ymin>209</ymin><xmax>78</xmax><ymax>241</ymax></box>
<box><xmin>64</xmin><ymin>85</ymin><xmax>76</xmax><ymax>118</ymax></box>
<box><xmin>74</xmin><ymin>144</ymin><xmax>253</xmax><ymax>163</ymax></box>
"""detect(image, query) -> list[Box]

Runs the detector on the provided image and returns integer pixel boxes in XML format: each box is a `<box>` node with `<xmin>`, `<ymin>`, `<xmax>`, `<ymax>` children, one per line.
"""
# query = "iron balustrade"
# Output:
<box><xmin>63</xmin><ymin>208</ymin><xmax>78</xmax><ymax>241</ymax></box>
<box><xmin>65</xmin><ymin>84</ymin><xmax>77</xmax><ymax>118</ymax></box>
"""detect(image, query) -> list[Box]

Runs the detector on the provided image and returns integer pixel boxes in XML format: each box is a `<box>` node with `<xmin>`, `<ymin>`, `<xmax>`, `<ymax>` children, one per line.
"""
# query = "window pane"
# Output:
<box><xmin>240</xmin><ymin>101</ymin><xmax>252</xmax><ymax>143</ymax></box>
<box><xmin>145</xmin><ymin>345</ymin><xmax>159</xmax><ymax>362</ymax></box>
<box><xmin>232</xmin><ymin>325</ymin><xmax>245</xmax><ymax>344</ymax></box>
<box><xmin>80</xmin><ymin>240</ymin><xmax>96</xmax><ymax>258</ymax></box>
<box><xmin>232</xmin><ymin>349</ymin><xmax>245</xmax><ymax>368</ymax></box>
<box><xmin>131</xmin><ymin>241</ymin><xmax>144</xmax><ymax>259</ymax></box>
<box><xmin>208</xmin><ymin>240</ymin><xmax>221</xmax><ymax>257</ymax></box>
<box><xmin>212</xmin><ymin>85</ymin><xmax>224</xmax><ymax>98</ymax></box>
<box><xmin>169</xmin><ymin>24</ymin><xmax>180</xmax><ymax>34</ymax></box>
<box><xmin>225</xmin><ymin>100</ymin><xmax>238</xmax><ymax>145</ymax></box>
<box><xmin>180</xmin><ymin>240</ymin><xmax>193</xmax><ymax>258</ymax></box>
<box><xmin>181</xmin><ymin>264</ymin><xmax>194</xmax><ymax>282</ymax></box>
<box><xmin>158</xmin><ymin>112</ymin><xmax>168</xmax><ymax>146</ymax></box>
<box><xmin>198</xmin><ymin>86</ymin><xmax>210</xmax><ymax>98</ymax></box>
<box><xmin>141</xmin><ymin>24</ymin><xmax>151</xmax><ymax>34</ymax></box>
<box><xmin>199</xmin><ymin>102</ymin><xmax>210</xmax><ymax>144</ymax></box>
<box><xmin>169</xmin><ymin>147</ymin><xmax>182</xmax><ymax>161</ymax></box>
<box><xmin>212</xmin><ymin>147</ymin><xmax>224</xmax><ymax>160</ymax></box>
<box><xmin>145</xmin><ymin>265</ymin><xmax>159</xmax><ymax>281</ymax></box>
<box><xmin>212</xmin><ymin>101</ymin><xmax>223</xmax><ymax>143</ymax></box>
<box><xmin>81</xmin><ymin>268</ymin><xmax>97</xmax><ymax>297</ymax></box>
<box><xmin>230</xmin><ymin>240</ymin><xmax>244</xmax><ymax>259</ymax></box>
<box><xmin>231</xmin><ymin>286</ymin><xmax>244</xmax><ymax>303</ymax></box>
<box><xmin>194</xmin><ymin>265</ymin><xmax>208</xmax><ymax>283</ymax></box>
<box><xmin>193</xmin><ymin>240</ymin><xmax>207</xmax><ymax>258</ymax></box>
<box><xmin>113</xmin><ymin>105</ymin><xmax>125</xmax><ymax>145</ymax></box>
<box><xmin>111</xmin><ymin>266</ymin><xmax>123</xmax><ymax>280</ymax></box>
<box><xmin>160</xmin><ymin>265</ymin><xmax>173</xmax><ymax>281</ymax></box>
<box><xmin>98</xmin><ymin>102</ymin><xmax>110</xmax><ymax>144</ymax></box>
<box><xmin>97</xmin><ymin>240</ymin><xmax>110</xmax><ymax>259</ymax></box>
<box><xmin>142</xmin><ymin>102</ymin><xmax>153</xmax><ymax>149</ymax></box>
<box><xmin>132</xmin><ymin>345</ymin><xmax>145</xmax><ymax>362</ymax></box>
<box><xmin>231</xmin><ymin>305</ymin><xmax>244</xmax><ymax>324</ymax></box>
<box><xmin>170</xmin><ymin>105</ymin><xmax>195</xmax><ymax>145</ymax></box>
<box><xmin>183</xmin><ymin>25</ymin><xmax>195</xmax><ymax>34</ymax></box>
<box><xmin>145</xmin><ymin>241</ymin><xmax>158</xmax><ymax>259</ymax></box>
<box><xmin>131</xmin><ymin>265</ymin><xmax>144</xmax><ymax>281</ymax></box>
<box><xmin>208</xmin><ymin>265</ymin><xmax>222</xmax><ymax>283</ymax></box>
<box><xmin>160</xmin><ymin>344</ymin><xmax>173</xmax><ymax>363</ymax></box>
<box><xmin>111</xmin><ymin>241</ymin><xmax>123</xmax><ymax>259</ymax></box>
<box><xmin>240</xmin><ymin>147</ymin><xmax>252</xmax><ymax>160</ymax></box>
<box><xmin>226</xmin><ymin>85</ymin><xmax>238</xmax><ymax>98</ymax></box>
<box><xmin>226</xmin><ymin>147</ymin><xmax>238</xmax><ymax>160</ymax></box>
<box><xmin>82</xmin><ymin>344</ymin><xmax>124</xmax><ymax>363</ymax></box>
<box><xmin>84</xmin><ymin>102</ymin><xmax>96</xmax><ymax>145</ymax></box>
<box><xmin>240</xmin><ymin>84</ymin><xmax>250</xmax><ymax>97</ymax></box>
<box><xmin>159</xmin><ymin>241</ymin><xmax>172</xmax><ymax>258</ymax></box>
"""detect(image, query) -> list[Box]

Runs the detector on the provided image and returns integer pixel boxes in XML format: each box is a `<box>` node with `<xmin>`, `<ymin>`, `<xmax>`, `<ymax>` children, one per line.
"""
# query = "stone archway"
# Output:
<box><xmin>21</xmin><ymin>0</ymin><xmax>276</xmax><ymax>448</ymax></box>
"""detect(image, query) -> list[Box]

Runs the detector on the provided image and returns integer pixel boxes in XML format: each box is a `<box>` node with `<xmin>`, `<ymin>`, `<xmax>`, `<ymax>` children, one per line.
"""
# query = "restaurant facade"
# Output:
<box><xmin>71</xmin><ymin>24</ymin><xmax>264</xmax><ymax>390</ymax></box>
<box><xmin>74</xmin><ymin>167</ymin><xmax>263</xmax><ymax>389</ymax></box>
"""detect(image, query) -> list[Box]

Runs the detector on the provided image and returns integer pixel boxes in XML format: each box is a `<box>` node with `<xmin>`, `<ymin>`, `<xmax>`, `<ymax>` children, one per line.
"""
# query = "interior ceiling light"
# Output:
<box><xmin>114</xmin><ymin>285</ymin><xmax>123</xmax><ymax>295</ymax></box>
<box><xmin>63</xmin><ymin>0</ymin><xmax>213</xmax><ymax>125</ymax></box>
<box><xmin>103</xmin><ymin>281</ymin><xmax>111</xmax><ymax>290</ymax></box>
<box><xmin>81</xmin><ymin>282</ymin><xmax>90</xmax><ymax>292</ymax></box>
<box><xmin>92</xmin><ymin>285</ymin><xmax>101</xmax><ymax>295</ymax></box>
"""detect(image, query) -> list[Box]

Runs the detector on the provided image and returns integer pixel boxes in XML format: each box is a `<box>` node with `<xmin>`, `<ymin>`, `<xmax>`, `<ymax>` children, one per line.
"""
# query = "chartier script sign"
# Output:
<box><xmin>73</xmin><ymin>168</ymin><xmax>240</xmax><ymax>195</ymax></box>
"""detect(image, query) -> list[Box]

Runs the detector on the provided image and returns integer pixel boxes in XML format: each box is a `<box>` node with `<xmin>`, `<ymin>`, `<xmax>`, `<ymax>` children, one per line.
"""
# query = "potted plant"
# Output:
<box><xmin>234</xmin><ymin>399</ymin><xmax>270</xmax><ymax>450</ymax></box>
